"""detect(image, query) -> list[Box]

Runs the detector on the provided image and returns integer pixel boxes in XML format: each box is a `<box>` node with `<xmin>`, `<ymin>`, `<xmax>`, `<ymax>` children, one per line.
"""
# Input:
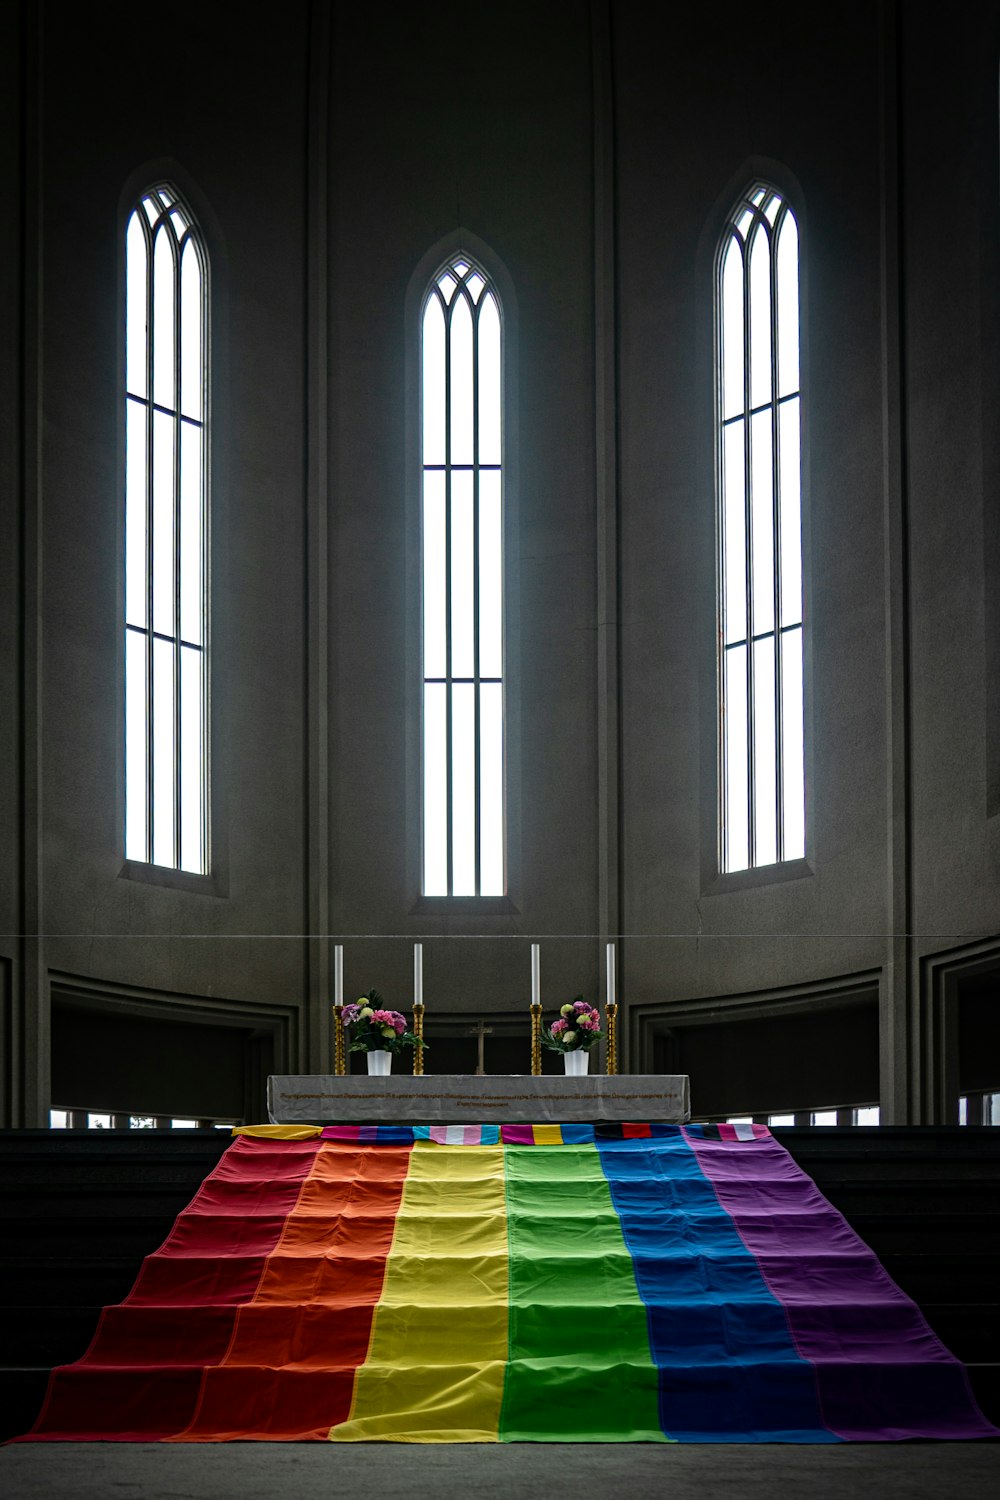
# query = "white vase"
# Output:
<box><xmin>563</xmin><ymin>1049</ymin><xmax>590</xmax><ymax>1076</ymax></box>
<box><xmin>366</xmin><ymin>1050</ymin><xmax>392</xmax><ymax>1076</ymax></box>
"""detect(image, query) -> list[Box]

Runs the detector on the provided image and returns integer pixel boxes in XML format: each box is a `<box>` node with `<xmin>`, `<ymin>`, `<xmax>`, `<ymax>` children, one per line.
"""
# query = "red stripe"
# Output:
<box><xmin>25</xmin><ymin>1138</ymin><xmax>323</xmax><ymax>1440</ymax></box>
<box><xmin>622</xmin><ymin>1123</ymin><xmax>652</xmax><ymax>1139</ymax></box>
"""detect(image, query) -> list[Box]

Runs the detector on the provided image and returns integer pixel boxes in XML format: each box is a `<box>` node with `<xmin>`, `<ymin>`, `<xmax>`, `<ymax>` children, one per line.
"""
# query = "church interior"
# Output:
<box><xmin>2</xmin><ymin>0</ymin><xmax>1000</xmax><ymax>1493</ymax></box>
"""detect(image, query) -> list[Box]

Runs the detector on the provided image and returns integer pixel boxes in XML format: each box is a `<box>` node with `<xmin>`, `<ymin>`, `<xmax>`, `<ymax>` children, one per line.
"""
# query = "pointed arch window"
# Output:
<box><xmin>124</xmin><ymin>185</ymin><xmax>209</xmax><ymax>873</ymax></box>
<box><xmin>421</xmin><ymin>256</ymin><xmax>505</xmax><ymax>895</ymax></box>
<box><xmin>717</xmin><ymin>185</ymin><xmax>804</xmax><ymax>872</ymax></box>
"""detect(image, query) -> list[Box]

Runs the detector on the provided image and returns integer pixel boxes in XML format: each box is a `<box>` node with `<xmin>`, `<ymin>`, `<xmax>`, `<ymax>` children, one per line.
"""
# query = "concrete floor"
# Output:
<box><xmin>1</xmin><ymin>1442</ymin><xmax>999</xmax><ymax>1500</ymax></box>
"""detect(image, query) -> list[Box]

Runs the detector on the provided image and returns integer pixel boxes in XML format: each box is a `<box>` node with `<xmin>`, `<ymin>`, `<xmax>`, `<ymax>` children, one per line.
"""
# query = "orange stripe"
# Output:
<box><xmin>177</xmin><ymin>1142</ymin><xmax>412</xmax><ymax>1440</ymax></box>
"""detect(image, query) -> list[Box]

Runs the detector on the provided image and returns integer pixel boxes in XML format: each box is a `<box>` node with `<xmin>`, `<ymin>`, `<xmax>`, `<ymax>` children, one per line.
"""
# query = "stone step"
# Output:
<box><xmin>811</xmin><ymin>1186</ymin><xmax>1000</xmax><ymax>1217</ymax></box>
<box><xmin>776</xmin><ymin>1126</ymin><xmax>1000</xmax><ymax>1161</ymax></box>
<box><xmin>918</xmin><ymin>1304</ymin><xmax>1000</xmax><ymax>1363</ymax></box>
<box><xmin>0</xmin><ymin>1367</ymin><xmax>51</xmax><ymax>1444</ymax></box>
<box><xmin>878</xmin><ymin>1250</ymin><xmax>998</xmax><ymax>1304</ymax></box>
<box><xmin>0</xmin><ymin>1257</ymin><xmax>160</xmax><ymax>1308</ymax></box>
<box><xmin>0</xmin><ymin>1128</ymin><xmax>232</xmax><ymax>1153</ymax></box>
<box><xmin>5</xmin><ymin>1218</ymin><xmax>187</xmax><ymax>1260</ymax></box>
<box><xmin>966</xmin><ymin>1364</ymin><xmax>1000</xmax><ymax>1426</ymax></box>
<box><xmin>0</xmin><ymin>1306</ymin><xmax>104</xmax><ymax>1367</ymax></box>
<box><xmin>0</xmin><ymin>1187</ymin><xmax>211</xmax><ymax>1218</ymax></box>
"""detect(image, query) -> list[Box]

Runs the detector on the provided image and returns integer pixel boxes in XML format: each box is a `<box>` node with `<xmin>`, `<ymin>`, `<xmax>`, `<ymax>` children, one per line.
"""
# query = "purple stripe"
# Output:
<box><xmin>501</xmin><ymin>1125</ymin><xmax>534</xmax><ymax>1145</ymax></box>
<box><xmin>683</xmin><ymin>1128</ymin><xmax>997</xmax><ymax>1440</ymax></box>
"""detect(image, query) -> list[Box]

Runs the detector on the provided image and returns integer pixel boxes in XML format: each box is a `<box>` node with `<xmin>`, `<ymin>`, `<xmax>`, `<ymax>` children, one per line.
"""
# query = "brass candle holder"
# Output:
<box><xmin>412</xmin><ymin>1003</ymin><xmax>425</xmax><ymax>1075</ymax></box>
<box><xmin>530</xmin><ymin>1002</ymin><xmax>543</xmax><ymax>1076</ymax></box>
<box><xmin>332</xmin><ymin>1004</ymin><xmax>346</xmax><ymax>1076</ymax></box>
<box><xmin>605</xmin><ymin>1002</ymin><xmax>619</xmax><ymax>1076</ymax></box>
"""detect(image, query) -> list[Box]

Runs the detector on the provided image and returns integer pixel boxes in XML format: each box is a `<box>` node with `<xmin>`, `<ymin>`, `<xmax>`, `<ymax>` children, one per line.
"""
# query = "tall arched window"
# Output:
<box><xmin>717</xmin><ymin>184</ymin><xmax>804</xmax><ymax>872</ymax></box>
<box><xmin>421</xmin><ymin>256</ymin><xmax>505</xmax><ymax>895</ymax></box>
<box><xmin>124</xmin><ymin>185</ymin><xmax>209</xmax><ymax>873</ymax></box>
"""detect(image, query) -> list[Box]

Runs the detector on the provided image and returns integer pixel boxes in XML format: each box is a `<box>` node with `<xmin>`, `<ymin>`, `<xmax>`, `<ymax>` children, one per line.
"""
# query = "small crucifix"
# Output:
<box><xmin>465</xmin><ymin>1018</ymin><xmax>494</xmax><ymax>1076</ymax></box>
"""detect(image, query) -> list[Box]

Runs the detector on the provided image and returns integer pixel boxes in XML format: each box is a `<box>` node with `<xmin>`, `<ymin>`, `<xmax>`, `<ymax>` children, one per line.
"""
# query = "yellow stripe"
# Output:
<box><xmin>230</xmin><ymin>1125</ymin><xmax>323</xmax><ymax>1140</ymax></box>
<box><xmin>329</xmin><ymin>1142</ymin><xmax>507</xmax><ymax>1442</ymax></box>
<box><xmin>532</xmin><ymin>1124</ymin><xmax>563</xmax><ymax>1145</ymax></box>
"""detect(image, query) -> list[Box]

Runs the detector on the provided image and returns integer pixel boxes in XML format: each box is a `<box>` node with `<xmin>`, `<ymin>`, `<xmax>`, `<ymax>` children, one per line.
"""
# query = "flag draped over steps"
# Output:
<box><xmin>21</xmin><ymin>1124</ymin><xmax>996</xmax><ymax>1443</ymax></box>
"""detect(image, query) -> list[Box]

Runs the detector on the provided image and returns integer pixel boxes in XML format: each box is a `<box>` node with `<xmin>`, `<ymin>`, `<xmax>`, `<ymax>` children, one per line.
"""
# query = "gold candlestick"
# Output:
<box><xmin>332</xmin><ymin>1004</ymin><xmax>346</xmax><ymax>1076</ymax></box>
<box><xmin>412</xmin><ymin>1002</ymin><xmax>425</xmax><ymax>1075</ymax></box>
<box><xmin>530</xmin><ymin>1002</ymin><xmax>543</xmax><ymax>1076</ymax></box>
<box><xmin>605</xmin><ymin>1002</ymin><xmax>619</xmax><ymax>1076</ymax></box>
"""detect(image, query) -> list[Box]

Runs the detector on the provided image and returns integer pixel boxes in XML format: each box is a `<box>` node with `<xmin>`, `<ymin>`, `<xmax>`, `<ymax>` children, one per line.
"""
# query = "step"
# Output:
<box><xmin>0</xmin><ymin>1305</ymin><xmax>105</xmax><ymax>1367</ymax></box>
<box><xmin>0</xmin><ymin>1367</ymin><xmax>52</xmax><ymax>1444</ymax></box>
<box><xmin>827</xmin><ymin>1211</ymin><xmax>1000</xmax><ymax>1254</ymax></box>
<box><xmin>776</xmin><ymin>1127</ymin><xmax>1000</xmax><ymax>1162</ymax></box>
<box><xmin>0</xmin><ymin>1159</ymin><xmax>228</xmax><ymax>1188</ymax></box>
<box><xmin>0</xmin><ymin>1257</ymin><xmax>159</xmax><ymax>1308</ymax></box>
<box><xmin>918</xmin><ymin>1305</ymin><xmax>1000</xmax><ymax>1364</ymax></box>
<box><xmin>7</xmin><ymin>1216</ymin><xmax>189</xmax><ymax>1259</ymax></box>
<box><xmin>966</xmin><ymin>1363</ymin><xmax>1000</xmax><ymax>1426</ymax></box>
<box><xmin>0</xmin><ymin>1186</ymin><xmax>211</xmax><ymax>1218</ymax></box>
<box><xmin>877</xmin><ymin>1251</ymin><xmax>999</xmax><ymax>1304</ymax></box>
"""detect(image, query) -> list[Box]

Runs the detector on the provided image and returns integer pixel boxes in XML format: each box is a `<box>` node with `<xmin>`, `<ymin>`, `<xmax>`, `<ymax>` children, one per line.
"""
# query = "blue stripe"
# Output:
<box><xmin>595</xmin><ymin>1133</ymin><xmax>838</xmax><ymax>1441</ymax></box>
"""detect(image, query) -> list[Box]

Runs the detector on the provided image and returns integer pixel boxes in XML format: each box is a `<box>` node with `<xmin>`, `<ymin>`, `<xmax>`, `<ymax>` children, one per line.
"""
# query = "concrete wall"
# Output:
<box><xmin>1</xmin><ymin>0</ymin><xmax>998</xmax><ymax>1124</ymax></box>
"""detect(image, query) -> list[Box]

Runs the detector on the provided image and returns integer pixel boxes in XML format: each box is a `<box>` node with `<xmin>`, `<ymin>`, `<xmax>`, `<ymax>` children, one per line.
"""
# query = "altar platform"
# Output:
<box><xmin>267</xmin><ymin>1073</ymin><xmax>691</xmax><ymax>1124</ymax></box>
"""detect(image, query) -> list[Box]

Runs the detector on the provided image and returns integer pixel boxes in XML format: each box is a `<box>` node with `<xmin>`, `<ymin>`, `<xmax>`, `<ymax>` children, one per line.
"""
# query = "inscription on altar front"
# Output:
<box><xmin>267</xmin><ymin>1073</ymin><xmax>691</xmax><ymax>1125</ymax></box>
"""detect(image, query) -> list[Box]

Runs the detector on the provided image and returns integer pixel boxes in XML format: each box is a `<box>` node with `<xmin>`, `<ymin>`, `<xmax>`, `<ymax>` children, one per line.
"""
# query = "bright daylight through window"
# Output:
<box><xmin>124</xmin><ymin>185</ymin><xmax>209</xmax><ymax>874</ymax></box>
<box><xmin>718</xmin><ymin>185</ymin><xmax>804</xmax><ymax>872</ymax></box>
<box><xmin>421</xmin><ymin>257</ymin><xmax>505</xmax><ymax>896</ymax></box>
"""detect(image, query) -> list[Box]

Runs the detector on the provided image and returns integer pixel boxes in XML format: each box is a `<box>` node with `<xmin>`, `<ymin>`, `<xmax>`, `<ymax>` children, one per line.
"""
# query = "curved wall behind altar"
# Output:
<box><xmin>1</xmin><ymin>0</ymin><xmax>999</xmax><ymax>1123</ymax></box>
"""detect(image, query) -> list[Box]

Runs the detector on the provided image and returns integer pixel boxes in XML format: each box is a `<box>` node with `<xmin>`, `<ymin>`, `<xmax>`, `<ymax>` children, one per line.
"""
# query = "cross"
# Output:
<box><xmin>465</xmin><ymin>1019</ymin><xmax>494</xmax><ymax>1076</ymax></box>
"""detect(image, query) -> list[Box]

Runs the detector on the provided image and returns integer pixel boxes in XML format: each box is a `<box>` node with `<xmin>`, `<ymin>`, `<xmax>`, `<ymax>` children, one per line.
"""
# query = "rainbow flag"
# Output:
<box><xmin>20</xmin><ymin>1125</ymin><xmax>995</xmax><ymax>1443</ymax></box>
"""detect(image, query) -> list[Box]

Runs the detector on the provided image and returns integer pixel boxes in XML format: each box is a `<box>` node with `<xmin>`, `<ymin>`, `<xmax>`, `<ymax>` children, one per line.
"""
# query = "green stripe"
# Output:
<box><xmin>499</xmin><ymin>1143</ymin><xmax>668</xmax><ymax>1442</ymax></box>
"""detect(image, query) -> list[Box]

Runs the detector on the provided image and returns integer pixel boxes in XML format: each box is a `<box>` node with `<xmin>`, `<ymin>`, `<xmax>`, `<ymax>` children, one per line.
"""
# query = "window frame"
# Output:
<box><xmin>404</xmin><ymin>233</ymin><xmax>521</xmax><ymax>915</ymax></box>
<box><xmin>711</xmin><ymin>178</ymin><xmax>812</xmax><ymax>885</ymax></box>
<box><xmin>116</xmin><ymin>173</ymin><xmax>221</xmax><ymax>893</ymax></box>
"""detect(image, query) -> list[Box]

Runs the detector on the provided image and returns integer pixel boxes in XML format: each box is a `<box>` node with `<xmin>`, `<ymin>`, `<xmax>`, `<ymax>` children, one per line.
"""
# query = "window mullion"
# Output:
<box><xmin>717</xmin><ymin>265</ymin><xmax>729</xmax><ymax>875</ymax></box>
<box><xmin>770</xmin><ymin>221</ymin><xmax>784</xmax><ymax>865</ymax></box>
<box><xmin>444</xmin><ymin>296</ymin><xmax>454</xmax><ymax>898</ymax></box>
<box><xmin>472</xmin><ymin>293</ymin><xmax>482</xmax><ymax>897</ymax></box>
<box><xmin>742</xmin><ymin>226</ymin><xmax>755</xmax><ymax>868</ymax></box>
<box><xmin>199</xmin><ymin>257</ymin><xmax>209</xmax><ymax>874</ymax></box>
<box><xmin>173</xmin><ymin>230</ymin><xmax>183</xmax><ymax>871</ymax></box>
<box><xmin>144</xmin><ymin>221</ymin><xmax>155</xmax><ymax>866</ymax></box>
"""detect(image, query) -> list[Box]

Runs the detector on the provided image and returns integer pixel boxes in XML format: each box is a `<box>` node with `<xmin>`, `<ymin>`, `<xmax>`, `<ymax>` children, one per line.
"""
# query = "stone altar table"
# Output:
<box><xmin>267</xmin><ymin>1073</ymin><xmax>690</xmax><ymax>1124</ymax></box>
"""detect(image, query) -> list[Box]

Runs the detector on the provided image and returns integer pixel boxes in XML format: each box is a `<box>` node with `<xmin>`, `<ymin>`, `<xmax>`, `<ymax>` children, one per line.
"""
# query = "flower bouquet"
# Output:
<box><xmin>343</xmin><ymin>989</ymin><xmax>426</xmax><ymax>1076</ymax></box>
<box><xmin>542</xmin><ymin>997</ymin><xmax>605</xmax><ymax>1076</ymax></box>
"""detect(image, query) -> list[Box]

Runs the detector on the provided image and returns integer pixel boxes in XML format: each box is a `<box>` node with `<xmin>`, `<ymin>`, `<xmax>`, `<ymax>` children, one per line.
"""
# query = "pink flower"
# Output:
<box><xmin>551</xmin><ymin>1018</ymin><xmax>567</xmax><ymax>1036</ymax></box>
<box><xmin>341</xmin><ymin>1004</ymin><xmax>361</xmax><ymax>1024</ymax></box>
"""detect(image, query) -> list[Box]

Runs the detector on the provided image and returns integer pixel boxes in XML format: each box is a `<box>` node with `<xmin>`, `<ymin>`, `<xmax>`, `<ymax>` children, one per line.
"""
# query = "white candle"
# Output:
<box><xmin>531</xmin><ymin>943</ymin><xmax>540</xmax><ymax>1005</ymax></box>
<box><xmin>414</xmin><ymin>942</ymin><xmax>423</xmax><ymax>1005</ymax></box>
<box><xmin>334</xmin><ymin>944</ymin><xmax>343</xmax><ymax>1006</ymax></box>
<box><xmin>606</xmin><ymin>941</ymin><xmax>615</xmax><ymax>1007</ymax></box>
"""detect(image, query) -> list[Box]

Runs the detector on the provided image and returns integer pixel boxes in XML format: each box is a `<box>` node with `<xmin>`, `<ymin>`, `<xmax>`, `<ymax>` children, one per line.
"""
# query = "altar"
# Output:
<box><xmin>267</xmin><ymin>1072</ymin><xmax>691</xmax><ymax>1124</ymax></box>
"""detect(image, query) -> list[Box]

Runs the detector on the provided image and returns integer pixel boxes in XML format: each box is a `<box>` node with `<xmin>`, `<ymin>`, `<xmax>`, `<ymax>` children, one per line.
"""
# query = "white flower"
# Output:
<box><xmin>562</xmin><ymin>1030</ymin><xmax>577</xmax><ymax>1046</ymax></box>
